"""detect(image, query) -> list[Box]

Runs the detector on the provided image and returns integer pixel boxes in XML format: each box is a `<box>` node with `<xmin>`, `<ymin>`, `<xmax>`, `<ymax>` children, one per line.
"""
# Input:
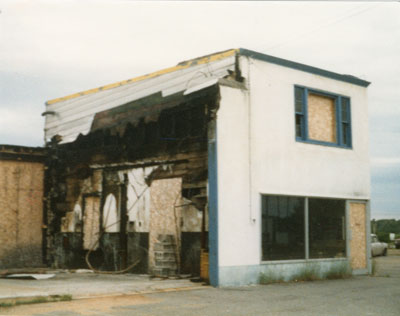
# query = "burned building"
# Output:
<box><xmin>43</xmin><ymin>49</ymin><xmax>371</xmax><ymax>286</ymax></box>
<box><xmin>44</xmin><ymin>87</ymin><xmax>218</xmax><ymax>276</ymax></box>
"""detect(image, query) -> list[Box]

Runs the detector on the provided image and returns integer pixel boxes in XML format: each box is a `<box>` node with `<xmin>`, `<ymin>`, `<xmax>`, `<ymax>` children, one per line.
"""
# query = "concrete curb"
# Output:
<box><xmin>74</xmin><ymin>285</ymin><xmax>211</xmax><ymax>300</ymax></box>
<box><xmin>0</xmin><ymin>295</ymin><xmax>72</xmax><ymax>307</ymax></box>
<box><xmin>0</xmin><ymin>285</ymin><xmax>210</xmax><ymax>307</ymax></box>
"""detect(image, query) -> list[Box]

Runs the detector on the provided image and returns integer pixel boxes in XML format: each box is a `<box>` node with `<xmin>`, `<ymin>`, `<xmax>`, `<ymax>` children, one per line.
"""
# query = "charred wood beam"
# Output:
<box><xmin>0</xmin><ymin>152</ymin><xmax>45</xmax><ymax>163</ymax></box>
<box><xmin>119</xmin><ymin>174</ymin><xmax>129</xmax><ymax>270</ymax></box>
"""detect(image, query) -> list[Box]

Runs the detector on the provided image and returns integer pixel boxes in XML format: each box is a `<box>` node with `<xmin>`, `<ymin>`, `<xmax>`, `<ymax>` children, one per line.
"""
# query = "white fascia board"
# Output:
<box><xmin>183</xmin><ymin>78</ymin><xmax>219</xmax><ymax>96</ymax></box>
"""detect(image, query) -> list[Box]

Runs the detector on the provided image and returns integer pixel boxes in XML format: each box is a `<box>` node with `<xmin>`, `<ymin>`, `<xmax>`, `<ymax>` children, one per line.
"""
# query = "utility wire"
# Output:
<box><xmin>264</xmin><ymin>3</ymin><xmax>382</xmax><ymax>52</ymax></box>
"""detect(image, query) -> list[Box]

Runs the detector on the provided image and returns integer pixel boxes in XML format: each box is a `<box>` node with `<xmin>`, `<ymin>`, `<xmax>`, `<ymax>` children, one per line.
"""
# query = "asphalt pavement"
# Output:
<box><xmin>0</xmin><ymin>250</ymin><xmax>399</xmax><ymax>315</ymax></box>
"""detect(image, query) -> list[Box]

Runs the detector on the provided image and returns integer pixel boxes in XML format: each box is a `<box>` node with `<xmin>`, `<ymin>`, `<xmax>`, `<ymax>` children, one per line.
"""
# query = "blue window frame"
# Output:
<box><xmin>294</xmin><ymin>86</ymin><xmax>352</xmax><ymax>148</ymax></box>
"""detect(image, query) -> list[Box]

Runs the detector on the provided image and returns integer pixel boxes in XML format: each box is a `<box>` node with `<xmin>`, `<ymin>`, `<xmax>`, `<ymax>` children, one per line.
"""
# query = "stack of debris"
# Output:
<box><xmin>153</xmin><ymin>235</ymin><xmax>178</xmax><ymax>277</ymax></box>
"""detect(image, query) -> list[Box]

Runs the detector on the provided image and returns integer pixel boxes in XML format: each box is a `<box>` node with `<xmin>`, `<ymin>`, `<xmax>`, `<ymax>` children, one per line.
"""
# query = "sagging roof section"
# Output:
<box><xmin>44</xmin><ymin>48</ymin><xmax>370</xmax><ymax>144</ymax></box>
<box><xmin>90</xmin><ymin>84</ymin><xmax>220</xmax><ymax>136</ymax></box>
<box><xmin>44</xmin><ymin>49</ymin><xmax>237</xmax><ymax>144</ymax></box>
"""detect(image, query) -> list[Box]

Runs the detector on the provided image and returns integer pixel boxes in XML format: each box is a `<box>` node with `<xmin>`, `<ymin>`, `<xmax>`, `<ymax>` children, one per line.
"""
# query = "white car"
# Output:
<box><xmin>371</xmin><ymin>234</ymin><xmax>388</xmax><ymax>257</ymax></box>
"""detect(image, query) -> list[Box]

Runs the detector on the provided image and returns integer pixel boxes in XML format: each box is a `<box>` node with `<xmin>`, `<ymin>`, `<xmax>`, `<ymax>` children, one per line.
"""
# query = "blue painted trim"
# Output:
<box><xmin>239</xmin><ymin>48</ymin><xmax>370</xmax><ymax>87</ymax></box>
<box><xmin>297</xmin><ymin>139</ymin><xmax>353</xmax><ymax>150</ymax></box>
<box><xmin>294</xmin><ymin>86</ymin><xmax>307</xmax><ymax>139</ymax></box>
<box><xmin>294</xmin><ymin>85</ymin><xmax>353</xmax><ymax>149</ymax></box>
<box><xmin>336</xmin><ymin>96</ymin><xmax>342</xmax><ymax>146</ymax></box>
<box><xmin>297</xmin><ymin>85</ymin><xmax>350</xmax><ymax>99</ymax></box>
<box><xmin>305</xmin><ymin>198</ymin><xmax>309</xmax><ymax>259</ymax></box>
<box><xmin>347</xmin><ymin>98</ymin><xmax>353</xmax><ymax>148</ymax></box>
<box><xmin>304</xmin><ymin>87</ymin><xmax>309</xmax><ymax>140</ymax></box>
<box><xmin>208</xmin><ymin>121</ymin><xmax>219</xmax><ymax>287</ymax></box>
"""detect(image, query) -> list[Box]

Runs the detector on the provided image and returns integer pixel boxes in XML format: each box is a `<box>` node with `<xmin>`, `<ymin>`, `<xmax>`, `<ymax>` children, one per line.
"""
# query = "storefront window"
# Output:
<box><xmin>261</xmin><ymin>195</ymin><xmax>346</xmax><ymax>261</ymax></box>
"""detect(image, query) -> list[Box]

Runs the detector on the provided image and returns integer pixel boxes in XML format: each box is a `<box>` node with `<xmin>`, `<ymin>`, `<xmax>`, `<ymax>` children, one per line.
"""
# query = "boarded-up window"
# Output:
<box><xmin>294</xmin><ymin>86</ymin><xmax>351</xmax><ymax>148</ymax></box>
<box><xmin>308</xmin><ymin>93</ymin><xmax>337</xmax><ymax>143</ymax></box>
<box><xmin>349</xmin><ymin>202</ymin><xmax>367</xmax><ymax>270</ymax></box>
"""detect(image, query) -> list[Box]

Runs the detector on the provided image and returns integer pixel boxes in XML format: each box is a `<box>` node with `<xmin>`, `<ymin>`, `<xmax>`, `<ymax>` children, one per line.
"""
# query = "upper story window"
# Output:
<box><xmin>295</xmin><ymin>86</ymin><xmax>352</xmax><ymax>148</ymax></box>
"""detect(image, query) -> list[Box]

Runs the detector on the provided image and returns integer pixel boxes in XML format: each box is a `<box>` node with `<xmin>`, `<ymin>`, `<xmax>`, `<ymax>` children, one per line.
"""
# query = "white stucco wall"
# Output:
<box><xmin>216</xmin><ymin>56</ymin><xmax>370</xmax><ymax>272</ymax></box>
<box><xmin>217</xmin><ymin>83</ymin><xmax>259</xmax><ymax>267</ymax></box>
<box><xmin>245</xmin><ymin>57</ymin><xmax>370</xmax><ymax>200</ymax></box>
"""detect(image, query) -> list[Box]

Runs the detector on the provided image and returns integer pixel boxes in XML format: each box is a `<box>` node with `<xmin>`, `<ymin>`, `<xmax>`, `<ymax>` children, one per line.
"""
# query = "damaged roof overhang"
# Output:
<box><xmin>52</xmin><ymin>83</ymin><xmax>221</xmax><ymax>167</ymax></box>
<box><xmin>89</xmin><ymin>83</ymin><xmax>220</xmax><ymax>137</ymax></box>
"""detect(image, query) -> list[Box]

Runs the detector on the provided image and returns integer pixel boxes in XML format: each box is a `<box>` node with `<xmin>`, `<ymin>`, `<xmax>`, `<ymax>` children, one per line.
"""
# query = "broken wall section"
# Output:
<box><xmin>45</xmin><ymin>87</ymin><xmax>218</xmax><ymax>274</ymax></box>
<box><xmin>53</xmin><ymin>167</ymin><xmax>151</xmax><ymax>273</ymax></box>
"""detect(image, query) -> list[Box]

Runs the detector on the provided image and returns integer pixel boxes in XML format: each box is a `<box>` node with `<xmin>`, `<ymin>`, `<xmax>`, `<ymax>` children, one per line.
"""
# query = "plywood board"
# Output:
<box><xmin>0</xmin><ymin>161</ymin><xmax>44</xmax><ymax>267</ymax></box>
<box><xmin>149</xmin><ymin>178</ymin><xmax>181</xmax><ymax>270</ymax></box>
<box><xmin>83</xmin><ymin>196</ymin><xmax>100</xmax><ymax>250</ymax></box>
<box><xmin>308</xmin><ymin>93</ymin><xmax>336</xmax><ymax>143</ymax></box>
<box><xmin>349</xmin><ymin>202</ymin><xmax>367</xmax><ymax>270</ymax></box>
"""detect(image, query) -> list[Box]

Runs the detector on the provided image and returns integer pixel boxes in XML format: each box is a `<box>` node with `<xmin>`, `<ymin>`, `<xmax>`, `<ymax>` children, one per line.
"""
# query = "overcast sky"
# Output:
<box><xmin>0</xmin><ymin>1</ymin><xmax>399</xmax><ymax>220</ymax></box>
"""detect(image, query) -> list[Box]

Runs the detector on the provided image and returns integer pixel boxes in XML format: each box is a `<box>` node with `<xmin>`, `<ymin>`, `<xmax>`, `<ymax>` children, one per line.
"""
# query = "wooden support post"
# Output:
<box><xmin>119</xmin><ymin>174</ymin><xmax>129</xmax><ymax>270</ymax></box>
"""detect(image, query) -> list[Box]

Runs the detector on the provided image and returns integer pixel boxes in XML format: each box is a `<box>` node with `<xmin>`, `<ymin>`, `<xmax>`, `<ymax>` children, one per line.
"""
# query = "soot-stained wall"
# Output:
<box><xmin>45</xmin><ymin>88</ymin><xmax>217</xmax><ymax>275</ymax></box>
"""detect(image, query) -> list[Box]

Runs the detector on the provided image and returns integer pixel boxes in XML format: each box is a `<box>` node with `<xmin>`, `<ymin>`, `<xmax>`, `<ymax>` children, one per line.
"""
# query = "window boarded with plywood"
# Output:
<box><xmin>349</xmin><ymin>202</ymin><xmax>367</xmax><ymax>270</ymax></box>
<box><xmin>308</xmin><ymin>93</ymin><xmax>337</xmax><ymax>143</ymax></box>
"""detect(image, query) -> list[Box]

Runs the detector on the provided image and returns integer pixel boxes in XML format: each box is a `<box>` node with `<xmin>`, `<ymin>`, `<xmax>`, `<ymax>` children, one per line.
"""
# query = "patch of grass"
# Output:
<box><xmin>259</xmin><ymin>271</ymin><xmax>285</xmax><ymax>284</ymax></box>
<box><xmin>325</xmin><ymin>263</ymin><xmax>352</xmax><ymax>280</ymax></box>
<box><xmin>260</xmin><ymin>263</ymin><xmax>352</xmax><ymax>285</ymax></box>
<box><xmin>51</xmin><ymin>294</ymin><xmax>73</xmax><ymax>302</ymax></box>
<box><xmin>0</xmin><ymin>294</ymin><xmax>72</xmax><ymax>309</ymax></box>
<box><xmin>17</xmin><ymin>296</ymin><xmax>49</xmax><ymax>305</ymax></box>
<box><xmin>292</xmin><ymin>264</ymin><xmax>320</xmax><ymax>282</ymax></box>
<box><xmin>371</xmin><ymin>259</ymin><xmax>377</xmax><ymax>276</ymax></box>
<box><xmin>0</xmin><ymin>302</ymin><xmax>14</xmax><ymax>308</ymax></box>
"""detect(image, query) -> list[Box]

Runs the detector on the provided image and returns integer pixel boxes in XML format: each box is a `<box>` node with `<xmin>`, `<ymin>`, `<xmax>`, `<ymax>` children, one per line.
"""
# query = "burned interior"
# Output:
<box><xmin>43</xmin><ymin>85</ymin><xmax>219</xmax><ymax>277</ymax></box>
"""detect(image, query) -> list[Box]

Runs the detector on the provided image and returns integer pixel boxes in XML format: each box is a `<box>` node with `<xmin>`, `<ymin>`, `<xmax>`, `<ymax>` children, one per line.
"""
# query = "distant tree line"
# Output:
<box><xmin>371</xmin><ymin>219</ymin><xmax>400</xmax><ymax>243</ymax></box>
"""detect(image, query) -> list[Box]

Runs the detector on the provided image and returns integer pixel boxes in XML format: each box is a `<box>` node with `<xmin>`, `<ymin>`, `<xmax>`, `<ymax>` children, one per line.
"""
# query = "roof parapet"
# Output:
<box><xmin>239</xmin><ymin>48</ymin><xmax>370</xmax><ymax>87</ymax></box>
